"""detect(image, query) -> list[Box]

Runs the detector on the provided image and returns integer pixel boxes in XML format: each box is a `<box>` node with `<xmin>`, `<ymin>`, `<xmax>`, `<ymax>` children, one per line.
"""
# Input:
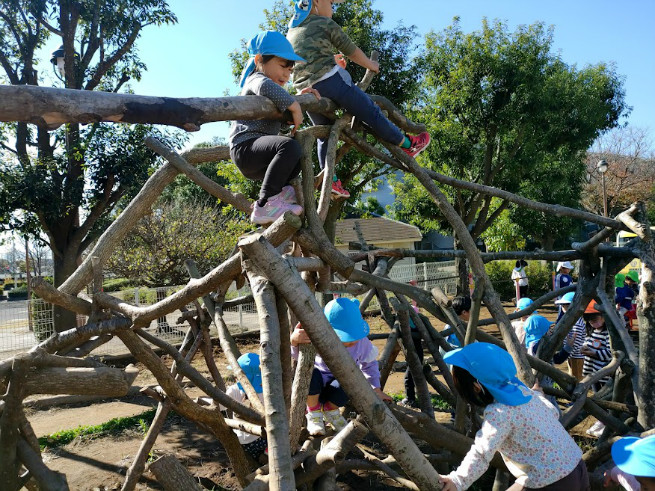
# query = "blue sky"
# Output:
<box><xmin>127</xmin><ymin>0</ymin><xmax>655</xmax><ymax>148</ymax></box>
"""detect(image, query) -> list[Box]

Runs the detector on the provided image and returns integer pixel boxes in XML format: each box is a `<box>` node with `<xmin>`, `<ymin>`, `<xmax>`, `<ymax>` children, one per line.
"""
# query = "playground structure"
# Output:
<box><xmin>0</xmin><ymin>62</ymin><xmax>654</xmax><ymax>491</ymax></box>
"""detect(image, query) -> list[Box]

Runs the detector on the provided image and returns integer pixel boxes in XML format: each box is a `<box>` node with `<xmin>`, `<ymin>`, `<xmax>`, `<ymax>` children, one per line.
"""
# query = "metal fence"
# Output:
<box><xmin>0</xmin><ymin>285</ymin><xmax>260</xmax><ymax>360</ymax></box>
<box><xmin>0</xmin><ymin>263</ymin><xmax>457</xmax><ymax>360</ymax></box>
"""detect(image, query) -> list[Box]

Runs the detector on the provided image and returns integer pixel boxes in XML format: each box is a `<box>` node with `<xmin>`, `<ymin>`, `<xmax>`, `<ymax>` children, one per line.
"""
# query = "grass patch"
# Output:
<box><xmin>389</xmin><ymin>392</ymin><xmax>454</xmax><ymax>411</ymax></box>
<box><xmin>39</xmin><ymin>408</ymin><xmax>159</xmax><ymax>450</ymax></box>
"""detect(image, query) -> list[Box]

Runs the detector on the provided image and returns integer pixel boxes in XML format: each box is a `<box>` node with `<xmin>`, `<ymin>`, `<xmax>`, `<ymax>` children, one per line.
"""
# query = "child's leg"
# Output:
<box><xmin>306</xmin><ymin>111</ymin><xmax>334</xmax><ymax>170</ymax></box>
<box><xmin>313</xmin><ymin>72</ymin><xmax>405</xmax><ymax>147</ymax></box>
<box><xmin>231</xmin><ymin>135</ymin><xmax>301</xmax><ymax>204</ymax></box>
<box><xmin>306</xmin><ymin>368</ymin><xmax>327</xmax><ymax>435</ymax></box>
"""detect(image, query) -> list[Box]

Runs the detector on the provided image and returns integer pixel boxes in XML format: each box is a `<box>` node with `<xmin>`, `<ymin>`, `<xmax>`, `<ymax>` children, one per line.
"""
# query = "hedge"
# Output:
<box><xmin>484</xmin><ymin>260</ymin><xmax>566</xmax><ymax>302</ymax></box>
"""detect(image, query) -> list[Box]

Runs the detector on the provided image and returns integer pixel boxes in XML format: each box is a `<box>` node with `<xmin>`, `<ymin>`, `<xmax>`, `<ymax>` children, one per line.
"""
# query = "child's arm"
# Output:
<box><xmin>287</xmin><ymin>88</ymin><xmax>320</xmax><ymax>136</ymax></box>
<box><xmin>346</xmin><ymin>48</ymin><xmax>379</xmax><ymax>73</ymax></box>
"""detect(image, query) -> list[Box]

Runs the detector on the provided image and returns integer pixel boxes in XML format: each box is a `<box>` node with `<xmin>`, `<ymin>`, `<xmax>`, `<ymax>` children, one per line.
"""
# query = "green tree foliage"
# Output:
<box><xmin>0</xmin><ymin>0</ymin><xmax>179</xmax><ymax>329</ymax></box>
<box><xmin>480</xmin><ymin>199</ymin><xmax>526</xmax><ymax>252</ymax></box>
<box><xmin>228</xmin><ymin>0</ymin><xmax>422</xmax><ymax>237</ymax></box>
<box><xmin>391</xmin><ymin>19</ymin><xmax>626</xmax><ymax>286</ymax></box>
<box><xmin>106</xmin><ymin>199</ymin><xmax>252</xmax><ymax>287</ymax></box>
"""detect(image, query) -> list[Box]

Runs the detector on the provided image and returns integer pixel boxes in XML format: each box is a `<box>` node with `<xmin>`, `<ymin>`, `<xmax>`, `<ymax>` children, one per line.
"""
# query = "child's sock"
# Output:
<box><xmin>400</xmin><ymin>135</ymin><xmax>412</xmax><ymax>148</ymax></box>
<box><xmin>307</xmin><ymin>403</ymin><xmax>321</xmax><ymax>412</ymax></box>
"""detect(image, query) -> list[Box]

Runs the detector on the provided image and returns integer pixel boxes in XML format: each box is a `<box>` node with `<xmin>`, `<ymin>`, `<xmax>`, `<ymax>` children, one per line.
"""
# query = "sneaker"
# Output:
<box><xmin>323</xmin><ymin>408</ymin><xmax>347</xmax><ymax>433</ymax></box>
<box><xmin>280</xmin><ymin>185</ymin><xmax>297</xmax><ymax>204</ymax></box>
<box><xmin>586</xmin><ymin>420</ymin><xmax>605</xmax><ymax>437</ymax></box>
<box><xmin>331</xmin><ymin>179</ymin><xmax>350</xmax><ymax>199</ymax></box>
<box><xmin>402</xmin><ymin>132</ymin><xmax>431</xmax><ymax>158</ymax></box>
<box><xmin>401</xmin><ymin>398</ymin><xmax>418</xmax><ymax>408</ymax></box>
<box><xmin>250</xmin><ymin>194</ymin><xmax>303</xmax><ymax>225</ymax></box>
<box><xmin>306</xmin><ymin>410</ymin><xmax>326</xmax><ymax>436</ymax></box>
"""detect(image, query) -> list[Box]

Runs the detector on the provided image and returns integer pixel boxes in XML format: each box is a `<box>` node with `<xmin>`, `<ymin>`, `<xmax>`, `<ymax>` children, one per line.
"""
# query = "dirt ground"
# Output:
<box><xmin>23</xmin><ymin>302</ymin><xmax>603</xmax><ymax>490</ymax></box>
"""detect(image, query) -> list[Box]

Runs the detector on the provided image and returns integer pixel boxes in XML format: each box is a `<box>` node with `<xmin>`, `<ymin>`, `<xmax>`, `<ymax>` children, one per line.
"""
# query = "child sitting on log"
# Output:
<box><xmin>439</xmin><ymin>342</ymin><xmax>589</xmax><ymax>491</ymax></box>
<box><xmin>290</xmin><ymin>297</ymin><xmax>391</xmax><ymax>436</ymax></box>
<box><xmin>222</xmin><ymin>352</ymin><xmax>267</xmax><ymax>461</ymax></box>
<box><xmin>604</xmin><ymin>434</ymin><xmax>655</xmax><ymax>491</ymax></box>
<box><xmin>229</xmin><ymin>31</ymin><xmax>320</xmax><ymax>225</ymax></box>
<box><xmin>286</xmin><ymin>0</ymin><xmax>431</xmax><ymax>199</ymax></box>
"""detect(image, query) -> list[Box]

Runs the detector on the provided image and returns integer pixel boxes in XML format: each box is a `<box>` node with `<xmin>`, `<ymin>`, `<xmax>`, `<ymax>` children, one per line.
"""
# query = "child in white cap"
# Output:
<box><xmin>290</xmin><ymin>297</ymin><xmax>391</xmax><ymax>436</ymax></box>
<box><xmin>554</xmin><ymin>291</ymin><xmax>585</xmax><ymax>380</ymax></box>
<box><xmin>439</xmin><ymin>343</ymin><xmax>588</xmax><ymax>491</ymax></box>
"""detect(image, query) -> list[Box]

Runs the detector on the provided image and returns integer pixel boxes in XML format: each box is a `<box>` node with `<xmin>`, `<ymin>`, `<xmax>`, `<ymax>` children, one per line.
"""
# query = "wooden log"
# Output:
<box><xmin>243</xmin><ymin>261</ymin><xmax>295</xmax><ymax>491</ymax></box>
<box><xmin>238</xmin><ymin>235</ymin><xmax>442</xmax><ymax>490</ymax></box>
<box><xmin>378</xmin><ymin>326</ymin><xmax>402</xmax><ymax>389</ymax></box>
<box><xmin>0</xmin><ymin>355</ymin><xmax>29</xmax><ymax>489</ymax></box>
<box><xmin>390</xmin><ymin>297</ymin><xmax>434</xmax><ymax>418</ymax></box>
<box><xmin>148</xmin><ymin>454</ymin><xmax>202</xmax><ymax>491</ymax></box>
<box><xmin>23</xmin><ymin>365</ymin><xmax>138</xmax><ymax>397</ymax></box>
<box><xmin>16</xmin><ymin>437</ymin><xmax>68</xmax><ymax>491</ymax></box>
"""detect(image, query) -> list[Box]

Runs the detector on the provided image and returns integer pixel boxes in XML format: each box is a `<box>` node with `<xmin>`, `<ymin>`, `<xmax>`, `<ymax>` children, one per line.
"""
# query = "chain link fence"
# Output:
<box><xmin>0</xmin><ymin>263</ymin><xmax>457</xmax><ymax>360</ymax></box>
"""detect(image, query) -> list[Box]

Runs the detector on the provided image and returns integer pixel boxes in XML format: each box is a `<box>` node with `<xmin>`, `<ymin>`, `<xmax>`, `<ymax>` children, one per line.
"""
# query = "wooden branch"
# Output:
<box><xmin>16</xmin><ymin>437</ymin><xmax>68</xmax><ymax>491</ymax></box>
<box><xmin>31</xmin><ymin>276</ymin><xmax>93</xmax><ymax>315</ymax></box>
<box><xmin>23</xmin><ymin>365</ymin><xmax>138</xmax><ymax>397</ymax></box>
<box><xmin>148</xmin><ymin>454</ymin><xmax>202</xmax><ymax>491</ymax></box>
<box><xmin>145</xmin><ymin>137</ymin><xmax>252</xmax><ymax>214</ymax></box>
<box><xmin>238</xmin><ymin>234</ymin><xmax>442</xmax><ymax>490</ymax></box>
<box><xmin>242</xmin><ymin>260</ymin><xmax>295</xmax><ymax>491</ymax></box>
<box><xmin>94</xmin><ymin>212</ymin><xmax>301</xmax><ymax>326</ymax></box>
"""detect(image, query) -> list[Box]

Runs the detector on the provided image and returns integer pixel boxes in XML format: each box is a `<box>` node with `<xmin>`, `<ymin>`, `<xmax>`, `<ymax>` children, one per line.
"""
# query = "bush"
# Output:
<box><xmin>7</xmin><ymin>285</ymin><xmax>28</xmax><ymax>300</ymax></box>
<box><xmin>103</xmin><ymin>278</ymin><xmax>134</xmax><ymax>292</ymax></box>
<box><xmin>485</xmin><ymin>260</ymin><xmax>554</xmax><ymax>302</ymax></box>
<box><xmin>122</xmin><ymin>287</ymin><xmax>157</xmax><ymax>305</ymax></box>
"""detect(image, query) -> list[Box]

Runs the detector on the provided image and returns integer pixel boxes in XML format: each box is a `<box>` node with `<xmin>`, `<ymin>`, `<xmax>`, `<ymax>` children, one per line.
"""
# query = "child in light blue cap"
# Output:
<box><xmin>290</xmin><ymin>297</ymin><xmax>391</xmax><ymax>436</ymax></box>
<box><xmin>222</xmin><ymin>353</ymin><xmax>267</xmax><ymax>460</ymax></box>
<box><xmin>604</xmin><ymin>434</ymin><xmax>655</xmax><ymax>491</ymax></box>
<box><xmin>229</xmin><ymin>31</ymin><xmax>321</xmax><ymax>225</ymax></box>
<box><xmin>439</xmin><ymin>342</ymin><xmax>588</xmax><ymax>491</ymax></box>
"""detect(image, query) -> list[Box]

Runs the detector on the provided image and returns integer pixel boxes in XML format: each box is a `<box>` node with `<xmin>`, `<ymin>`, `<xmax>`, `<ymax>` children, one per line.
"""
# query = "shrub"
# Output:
<box><xmin>8</xmin><ymin>285</ymin><xmax>28</xmax><ymax>300</ymax></box>
<box><xmin>484</xmin><ymin>260</ymin><xmax>554</xmax><ymax>301</ymax></box>
<box><xmin>103</xmin><ymin>278</ymin><xmax>134</xmax><ymax>292</ymax></box>
<box><xmin>122</xmin><ymin>288</ymin><xmax>157</xmax><ymax>305</ymax></box>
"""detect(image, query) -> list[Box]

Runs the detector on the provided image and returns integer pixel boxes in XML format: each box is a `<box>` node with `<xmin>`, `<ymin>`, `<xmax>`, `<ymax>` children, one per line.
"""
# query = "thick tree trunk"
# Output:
<box><xmin>453</xmin><ymin>235</ymin><xmax>469</xmax><ymax>295</ymax></box>
<box><xmin>53</xmin><ymin>254</ymin><xmax>80</xmax><ymax>333</ymax></box>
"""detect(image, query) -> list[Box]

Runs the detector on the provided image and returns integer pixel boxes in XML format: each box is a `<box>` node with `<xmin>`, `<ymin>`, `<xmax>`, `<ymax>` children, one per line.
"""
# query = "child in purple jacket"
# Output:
<box><xmin>291</xmin><ymin>297</ymin><xmax>391</xmax><ymax>435</ymax></box>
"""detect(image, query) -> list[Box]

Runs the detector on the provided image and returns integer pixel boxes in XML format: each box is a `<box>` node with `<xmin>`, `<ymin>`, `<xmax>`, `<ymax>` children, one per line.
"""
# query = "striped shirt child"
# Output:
<box><xmin>582</xmin><ymin>327</ymin><xmax>612</xmax><ymax>389</ymax></box>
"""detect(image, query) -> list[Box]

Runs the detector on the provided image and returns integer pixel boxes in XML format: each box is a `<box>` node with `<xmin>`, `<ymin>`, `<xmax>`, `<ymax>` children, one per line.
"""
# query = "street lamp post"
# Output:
<box><xmin>597</xmin><ymin>159</ymin><xmax>609</xmax><ymax>217</ymax></box>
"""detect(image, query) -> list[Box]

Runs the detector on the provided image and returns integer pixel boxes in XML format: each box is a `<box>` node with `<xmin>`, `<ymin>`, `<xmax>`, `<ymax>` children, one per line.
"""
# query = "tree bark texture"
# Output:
<box><xmin>238</xmin><ymin>234</ymin><xmax>442</xmax><ymax>490</ymax></box>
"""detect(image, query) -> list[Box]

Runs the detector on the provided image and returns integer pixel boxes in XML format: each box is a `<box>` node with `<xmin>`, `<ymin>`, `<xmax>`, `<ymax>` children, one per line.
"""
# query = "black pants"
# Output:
<box><xmin>404</xmin><ymin>330</ymin><xmax>424</xmax><ymax>401</ymax></box>
<box><xmin>230</xmin><ymin>135</ymin><xmax>301</xmax><ymax>201</ymax></box>
<box><xmin>309</xmin><ymin>368</ymin><xmax>349</xmax><ymax>406</ymax></box>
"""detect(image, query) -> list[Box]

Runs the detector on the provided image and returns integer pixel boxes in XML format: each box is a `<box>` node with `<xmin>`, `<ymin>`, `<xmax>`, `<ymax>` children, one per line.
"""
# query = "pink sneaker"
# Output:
<box><xmin>280</xmin><ymin>185</ymin><xmax>298</xmax><ymax>203</ymax></box>
<box><xmin>251</xmin><ymin>194</ymin><xmax>303</xmax><ymax>225</ymax></box>
<box><xmin>402</xmin><ymin>132</ymin><xmax>431</xmax><ymax>158</ymax></box>
<box><xmin>331</xmin><ymin>179</ymin><xmax>350</xmax><ymax>199</ymax></box>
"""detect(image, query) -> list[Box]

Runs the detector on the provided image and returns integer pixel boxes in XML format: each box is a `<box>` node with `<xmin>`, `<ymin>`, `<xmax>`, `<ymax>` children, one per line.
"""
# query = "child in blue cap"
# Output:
<box><xmin>222</xmin><ymin>352</ymin><xmax>267</xmax><ymax>460</ymax></box>
<box><xmin>604</xmin><ymin>435</ymin><xmax>655</xmax><ymax>491</ymax></box>
<box><xmin>229</xmin><ymin>31</ymin><xmax>321</xmax><ymax>225</ymax></box>
<box><xmin>554</xmin><ymin>291</ymin><xmax>585</xmax><ymax>380</ymax></box>
<box><xmin>286</xmin><ymin>0</ymin><xmax>431</xmax><ymax>199</ymax></box>
<box><xmin>290</xmin><ymin>297</ymin><xmax>391</xmax><ymax>436</ymax></box>
<box><xmin>439</xmin><ymin>342</ymin><xmax>588</xmax><ymax>491</ymax></box>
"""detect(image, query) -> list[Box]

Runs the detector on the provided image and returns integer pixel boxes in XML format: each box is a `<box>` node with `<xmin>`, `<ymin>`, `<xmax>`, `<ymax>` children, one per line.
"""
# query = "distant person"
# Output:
<box><xmin>512</xmin><ymin>260</ymin><xmax>529</xmax><ymax>299</ymax></box>
<box><xmin>555</xmin><ymin>292</ymin><xmax>586</xmax><ymax>380</ymax></box>
<box><xmin>615</xmin><ymin>273</ymin><xmax>636</xmax><ymax>320</ymax></box>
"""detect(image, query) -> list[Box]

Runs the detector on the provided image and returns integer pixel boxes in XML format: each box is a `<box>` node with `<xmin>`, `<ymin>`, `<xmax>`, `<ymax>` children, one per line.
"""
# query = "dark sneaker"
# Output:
<box><xmin>331</xmin><ymin>179</ymin><xmax>350</xmax><ymax>199</ymax></box>
<box><xmin>402</xmin><ymin>132</ymin><xmax>431</xmax><ymax>158</ymax></box>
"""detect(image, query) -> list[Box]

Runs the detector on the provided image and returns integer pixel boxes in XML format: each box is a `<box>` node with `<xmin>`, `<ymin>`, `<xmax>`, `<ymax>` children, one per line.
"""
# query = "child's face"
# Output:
<box><xmin>561</xmin><ymin>267</ymin><xmax>570</xmax><ymax>274</ymax></box>
<box><xmin>314</xmin><ymin>0</ymin><xmax>334</xmax><ymax>18</ymax></box>
<box><xmin>259</xmin><ymin>56</ymin><xmax>294</xmax><ymax>86</ymax></box>
<box><xmin>588</xmin><ymin>314</ymin><xmax>605</xmax><ymax>330</ymax></box>
<box><xmin>459</xmin><ymin>310</ymin><xmax>470</xmax><ymax>322</ymax></box>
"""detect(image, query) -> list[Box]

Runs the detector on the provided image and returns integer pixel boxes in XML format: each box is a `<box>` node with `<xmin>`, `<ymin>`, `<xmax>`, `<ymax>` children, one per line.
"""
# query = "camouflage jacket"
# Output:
<box><xmin>287</xmin><ymin>15</ymin><xmax>357</xmax><ymax>90</ymax></box>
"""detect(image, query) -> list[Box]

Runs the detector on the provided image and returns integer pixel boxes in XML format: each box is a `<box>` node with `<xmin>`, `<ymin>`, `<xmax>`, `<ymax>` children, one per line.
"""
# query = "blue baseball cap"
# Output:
<box><xmin>324</xmin><ymin>298</ymin><xmax>369</xmax><ymax>342</ymax></box>
<box><xmin>239</xmin><ymin>31</ymin><xmax>306</xmax><ymax>87</ymax></box>
<box><xmin>443</xmin><ymin>342</ymin><xmax>532</xmax><ymax>406</ymax></box>
<box><xmin>523</xmin><ymin>314</ymin><xmax>552</xmax><ymax>348</ymax></box>
<box><xmin>516</xmin><ymin>297</ymin><xmax>534</xmax><ymax>312</ymax></box>
<box><xmin>555</xmin><ymin>291</ymin><xmax>576</xmax><ymax>305</ymax></box>
<box><xmin>236</xmin><ymin>352</ymin><xmax>263</xmax><ymax>393</ymax></box>
<box><xmin>612</xmin><ymin>435</ymin><xmax>655</xmax><ymax>478</ymax></box>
